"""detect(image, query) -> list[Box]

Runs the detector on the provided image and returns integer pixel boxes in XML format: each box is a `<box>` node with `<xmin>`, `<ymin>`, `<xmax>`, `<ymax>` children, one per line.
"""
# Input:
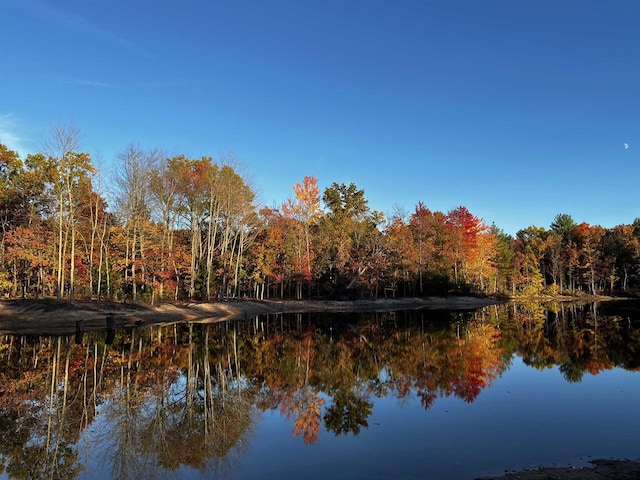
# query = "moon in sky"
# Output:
<box><xmin>624</xmin><ymin>143</ymin><xmax>629</xmax><ymax>149</ymax></box>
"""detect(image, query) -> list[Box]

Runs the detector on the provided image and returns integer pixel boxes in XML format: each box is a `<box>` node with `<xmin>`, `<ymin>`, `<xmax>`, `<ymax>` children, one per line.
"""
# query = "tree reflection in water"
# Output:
<box><xmin>0</xmin><ymin>302</ymin><xmax>639</xmax><ymax>478</ymax></box>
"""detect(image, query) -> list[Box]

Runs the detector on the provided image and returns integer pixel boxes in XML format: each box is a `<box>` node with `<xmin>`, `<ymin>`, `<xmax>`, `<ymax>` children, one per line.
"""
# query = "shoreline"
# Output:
<box><xmin>0</xmin><ymin>294</ymin><xmax>629</xmax><ymax>336</ymax></box>
<box><xmin>476</xmin><ymin>458</ymin><xmax>640</xmax><ymax>480</ymax></box>
<box><xmin>0</xmin><ymin>296</ymin><xmax>503</xmax><ymax>335</ymax></box>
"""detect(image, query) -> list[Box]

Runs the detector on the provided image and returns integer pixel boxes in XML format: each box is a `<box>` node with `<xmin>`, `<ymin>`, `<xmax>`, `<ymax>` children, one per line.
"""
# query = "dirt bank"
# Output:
<box><xmin>477</xmin><ymin>458</ymin><xmax>640</xmax><ymax>480</ymax></box>
<box><xmin>0</xmin><ymin>296</ymin><xmax>502</xmax><ymax>335</ymax></box>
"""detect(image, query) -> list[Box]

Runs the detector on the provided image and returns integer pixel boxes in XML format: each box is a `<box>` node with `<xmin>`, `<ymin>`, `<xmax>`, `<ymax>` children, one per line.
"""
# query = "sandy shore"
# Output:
<box><xmin>0</xmin><ymin>296</ymin><xmax>503</xmax><ymax>335</ymax></box>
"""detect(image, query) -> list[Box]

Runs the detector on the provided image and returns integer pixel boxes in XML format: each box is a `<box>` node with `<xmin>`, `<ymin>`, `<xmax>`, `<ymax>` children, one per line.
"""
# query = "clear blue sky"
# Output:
<box><xmin>1</xmin><ymin>0</ymin><xmax>638</xmax><ymax>235</ymax></box>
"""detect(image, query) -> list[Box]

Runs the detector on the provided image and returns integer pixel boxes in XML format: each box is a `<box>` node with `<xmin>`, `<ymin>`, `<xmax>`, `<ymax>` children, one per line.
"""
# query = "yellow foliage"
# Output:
<box><xmin>0</xmin><ymin>270</ymin><xmax>11</xmax><ymax>292</ymax></box>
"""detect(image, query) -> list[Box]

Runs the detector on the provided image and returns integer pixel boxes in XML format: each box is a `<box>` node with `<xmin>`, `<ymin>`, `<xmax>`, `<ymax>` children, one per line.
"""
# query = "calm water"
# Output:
<box><xmin>1</xmin><ymin>302</ymin><xmax>639</xmax><ymax>479</ymax></box>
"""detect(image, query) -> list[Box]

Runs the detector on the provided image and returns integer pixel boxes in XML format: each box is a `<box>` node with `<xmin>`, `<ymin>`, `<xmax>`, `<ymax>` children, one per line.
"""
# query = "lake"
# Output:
<box><xmin>1</xmin><ymin>301</ymin><xmax>639</xmax><ymax>479</ymax></box>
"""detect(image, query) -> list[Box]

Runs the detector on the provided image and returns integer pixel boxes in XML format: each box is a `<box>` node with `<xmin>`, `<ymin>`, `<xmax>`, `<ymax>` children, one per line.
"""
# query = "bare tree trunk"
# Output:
<box><xmin>131</xmin><ymin>228</ymin><xmax>137</xmax><ymax>304</ymax></box>
<box><xmin>57</xmin><ymin>199</ymin><xmax>65</xmax><ymax>301</ymax></box>
<box><xmin>97</xmin><ymin>215</ymin><xmax>107</xmax><ymax>302</ymax></box>
<box><xmin>69</xmin><ymin>209</ymin><xmax>76</xmax><ymax>304</ymax></box>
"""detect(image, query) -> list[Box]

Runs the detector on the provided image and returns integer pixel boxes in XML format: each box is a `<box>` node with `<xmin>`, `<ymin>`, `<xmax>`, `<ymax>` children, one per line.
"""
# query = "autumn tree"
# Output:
<box><xmin>42</xmin><ymin>124</ymin><xmax>78</xmax><ymax>302</ymax></box>
<box><xmin>385</xmin><ymin>213</ymin><xmax>417</xmax><ymax>296</ymax></box>
<box><xmin>0</xmin><ymin>143</ymin><xmax>24</xmax><ymax>265</ymax></box>
<box><xmin>467</xmin><ymin>228</ymin><xmax>498</xmax><ymax>291</ymax></box>
<box><xmin>572</xmin><ymin>222</ymin><xmax>605</xmax><ymax>294</ymax></box>
<box><xmin>408</xmin><ymin>202</ymin><xmax>433</xmax><ymax>294</ymax></box>
<box><xmin>4</xmin><ymin>224</ymin><xmax>53</xmax><ymax>297</ymax></box>
<box><xmin>1</xmin><ymin>146</ymin><xmax>56</xmax><ymax>296</ymax></box>
<box><xmin>214</xmin><ymin>162</ymin><xmax>257</xmax><ymax>299</ymax></box>
<box><xmin>512</xmin><ymin>227</ymin><xmax>546</xmax><ymax>295</ymax></box>
<box><xmin>445</xmin><ymin>206</ymin><xmax>495</xmax><ymax>290</ymax></box>
<box><xmin>148</xmin><ymin>156</ymin><xmax>182</xmax><ymax>300</ymax></box>
<box><xmin>543</xmin><ymin>231</ymin><xmax>564</xmax><ymax>293</ymax></box>
<box><xmin>282</xmin><ymin>176</ymin><xmax>322</xmax><ymax>299</ymax></box>
<box><xmin>248</xmin><ymin>207</ymin><xmax>286</xmax><ymax>298</ymax></box>
<box><xmin>602</xmin><ymin>225</ymin><xmax>640</xmax><ymax>291</ymax></box>
<box><xmin>169</xmin><ymin>155</ymin><xmax>212</xmax><ymax>298</ymax></box>
<box><xmin>409</xmin><ymin>206</ymin><xmax>453</xmax><ymax>293</ymax></box>
<box><xmin>74</xmin><ymin>185</ymin><xmax>113</xmax><ymax>301</ymax></box>
<box><xmin>547</xmin><ymin>213</ymin><xmax>577</xmax><ymax>292</ymax></box>
<box><xmin>41</xmin><ymin>125</ymin><xmax>96</xmax><ymax>304</ymax></box>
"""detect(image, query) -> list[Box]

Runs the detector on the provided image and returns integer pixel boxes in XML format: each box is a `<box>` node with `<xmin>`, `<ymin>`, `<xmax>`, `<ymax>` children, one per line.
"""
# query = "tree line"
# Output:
<box><xmin>1</xmin><ymin>131</ymin><xmax>639</xmax><ymax>303</ymax></box>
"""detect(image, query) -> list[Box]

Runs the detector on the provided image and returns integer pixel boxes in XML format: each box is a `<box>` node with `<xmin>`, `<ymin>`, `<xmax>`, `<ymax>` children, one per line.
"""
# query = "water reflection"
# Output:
<box><xmin>503</xmin><ymin>301</ymin><xmax>640</xmax><ymax>378</ymax></box>
<box><xmin>0</xmin><ymin>302</ymin><xmax>639</xmax><ymax>478</ymax></box>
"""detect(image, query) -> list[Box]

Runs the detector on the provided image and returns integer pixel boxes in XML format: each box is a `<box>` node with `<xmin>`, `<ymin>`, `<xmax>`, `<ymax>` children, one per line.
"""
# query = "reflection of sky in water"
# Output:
<box><xmin>234</xmin><ymin>359</ymin><xmax>640</xmax><ymax>480</ymax></box>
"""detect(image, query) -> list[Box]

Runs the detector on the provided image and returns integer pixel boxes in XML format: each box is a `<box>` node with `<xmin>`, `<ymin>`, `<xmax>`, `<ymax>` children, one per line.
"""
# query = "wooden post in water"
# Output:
<box><xmin>106</xmin><ymin>315</ymin><xmax>116</xmax><ymax>345</ymax></box>
<box><xmin>75</xmin><ymin>319</ymin><xmax>85</xmax><ymax>344</ymax></box>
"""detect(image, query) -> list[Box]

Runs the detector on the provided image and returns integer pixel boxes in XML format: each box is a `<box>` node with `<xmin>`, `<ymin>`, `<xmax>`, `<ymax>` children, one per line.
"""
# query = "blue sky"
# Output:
<box><xmin>1</xmin><ymin>0</ymin><xmax>638</xmax><ymax>235</ymax></box>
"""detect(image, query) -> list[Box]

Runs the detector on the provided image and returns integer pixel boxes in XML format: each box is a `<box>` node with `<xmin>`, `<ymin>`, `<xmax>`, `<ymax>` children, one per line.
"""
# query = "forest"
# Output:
<box><xmin>1</xmin><ymin>129</ymin><xmax>640</xmax><ymax>305</ymax></box>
